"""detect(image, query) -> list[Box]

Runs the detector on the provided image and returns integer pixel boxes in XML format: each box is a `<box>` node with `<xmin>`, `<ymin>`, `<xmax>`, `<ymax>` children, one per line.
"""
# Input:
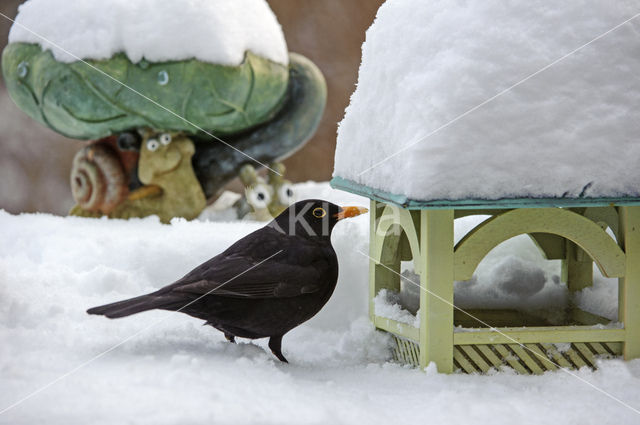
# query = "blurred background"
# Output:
<box><xmin>0</xmin><ymin>0</ymin><xmax>383</xmax><ymax>214</ymax></box>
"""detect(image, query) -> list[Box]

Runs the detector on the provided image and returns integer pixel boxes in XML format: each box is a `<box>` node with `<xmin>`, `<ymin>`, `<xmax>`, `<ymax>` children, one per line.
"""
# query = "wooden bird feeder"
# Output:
<box><xmin>330</xmin><ymin>0</ymin><xmax>640</xmax><ymax>375</ymax></box>
<box><xmin>332</xmin><ymin>177</ymin><xmax>640</xmax><ymax>374</ymax></box>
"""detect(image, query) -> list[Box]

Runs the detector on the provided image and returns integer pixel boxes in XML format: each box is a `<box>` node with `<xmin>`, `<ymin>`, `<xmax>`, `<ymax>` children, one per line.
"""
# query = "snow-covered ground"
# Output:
<box><xmin>1</xmin><ymin>182</ymin><xmax>640</xmax><ymax>424</ymax></box>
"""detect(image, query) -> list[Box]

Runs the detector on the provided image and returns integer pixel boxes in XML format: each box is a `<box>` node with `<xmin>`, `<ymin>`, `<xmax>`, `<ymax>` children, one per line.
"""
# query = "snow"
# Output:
<box><xmin>374</xmin><ymin>289</ymin><xmax>420</xmax><ymax>327</ymax></box>
<box><xmin>8</xmin><ymin>0</ymin><xmax>289</xmax><ymax>66</ymax></box>
<box><xmin>334</xmin><ymin>0</ymin><xmax>640</xmax><ymax>201</ymax></box>
<box><xmin>2</xmin><ymin>182</ymin><xmax>640</xmax><ymax>424</ymax></box>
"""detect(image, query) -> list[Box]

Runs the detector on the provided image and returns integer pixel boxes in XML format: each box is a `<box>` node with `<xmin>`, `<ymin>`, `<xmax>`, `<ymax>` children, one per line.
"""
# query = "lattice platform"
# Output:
<box><xmin>391</xmin><ymin>334</ymin><xmax>621</xmax><ymax>373</ymax></box>
<box><xmin>388</xmin><ymin>307</ymin><xmax>623</xmax><ymax>373</ymax></box>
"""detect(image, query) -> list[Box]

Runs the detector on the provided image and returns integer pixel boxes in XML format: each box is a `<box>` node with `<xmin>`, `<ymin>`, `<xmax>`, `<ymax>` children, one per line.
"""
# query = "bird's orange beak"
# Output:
<box><xmin>335</xmin><ymin>206</ymin><xmax>369</xmax><ymax>220</ymax></box>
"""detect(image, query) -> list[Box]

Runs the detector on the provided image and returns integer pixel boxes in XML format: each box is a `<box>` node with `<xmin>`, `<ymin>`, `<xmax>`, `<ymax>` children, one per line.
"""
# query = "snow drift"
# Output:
<box><xmin>1</xmin><ymin>183</ymin><xmax>638</xmax><ymax>424</ymax></box>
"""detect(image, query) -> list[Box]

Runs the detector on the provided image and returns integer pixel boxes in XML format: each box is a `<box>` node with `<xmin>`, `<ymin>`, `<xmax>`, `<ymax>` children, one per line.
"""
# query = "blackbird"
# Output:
<box><xmin>87</xmin><ymin>199</ymin><xmax>367</xmax><ymax>362</ymax></box>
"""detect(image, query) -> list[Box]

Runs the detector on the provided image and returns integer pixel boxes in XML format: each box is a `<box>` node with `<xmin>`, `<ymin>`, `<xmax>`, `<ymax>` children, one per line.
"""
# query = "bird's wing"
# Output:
<box><xmin>167</xmin><ymin>252</ymin><xmax>325</xmax><ymax>299</ymax></box>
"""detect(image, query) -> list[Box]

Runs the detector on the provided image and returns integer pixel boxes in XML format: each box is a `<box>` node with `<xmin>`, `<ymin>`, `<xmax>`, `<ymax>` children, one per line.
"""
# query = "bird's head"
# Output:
<box><xmin>269</xmin><ymin>199</ymin><xmax>368</xmax><ymax>238</ymax></box>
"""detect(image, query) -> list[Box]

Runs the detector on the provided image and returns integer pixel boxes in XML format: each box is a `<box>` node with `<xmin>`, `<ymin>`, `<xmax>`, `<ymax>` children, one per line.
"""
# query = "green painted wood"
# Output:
<box><xmin>370</xmin><ymin>200</ymin><xmax>424</xmax><ymax>338</ymax></box>
<box><xmin>330</xmin><ymin>177</ymin><xmax>640</xmax><ymax>210</ymax></box>
<box><xmin>370</xmin><ymin>202</ymin><xmax>402</xmax><ymax>321</ymax></box>
<box><xmin>619</xmin><ymin>206</ymin><xmax>640</xmax><ymax>360</ymax></box>
<box><xmin>509</xmin><ymin>344</ymin><xmax>544</xmax><ymax>374</ymax></box>
<box><xmin>584</xmin><ymin>206</ymin><xmax>619</xmax><ymax>239</ymax></box>
<box><xmin>569</xmin><ymin>309</ymin><xmax>611</xmax><ymax>326</ymax></box>
<box><xmin>606</xmin><ymin>342</ymin><xmax>623</xmax><ymax>355</ymax></box>
<box><xmin>373</xmin><ymin>315</ymin><xmax>420</xmax><ymax>342</ymax></box>
<box><xmin>453</xmin><ymin>208</ymin><xmax>625</xmax><ymax>281</ymax></box>
<box><xmin>454</xmin><ymin>308</ymin><xmax>553</xmax><ymax>328</ymax></box>
<box><xmin>419</xmin><ymin>209</ymin><xmax>455</xmax><ymax>372</ymax></box>
<box><xmin>565</xmin><ymin>345</ymin><xmax>591</xmax><ymax>369</ymax></box>
<box><xmin>368</xmin><ymin>200</ymin><xmax>378</xmax><ymax>321</ymax></box>
<box><xmin>526</xmin><ymin>344</ymin><xmax>557</xmax><ymax>371</ymax></box>
<box><xmin>453</xmin><ymin>347</ymin><xmax>478</xmax><ymax>374</ymax></box>
<box><xmin>454</xmin><ymin>210</ymin><xmax>503</xmax><ymax>219</ymax></box>
<box><xmin>452</xmin><ymin>307</ymin><xmax>611</xmax><ymax>328</ymax></box>
<box><xmin>408</xmin><ymin>340</ymin><xmax>421</xmax><ymax>366</ymax></box>
<box><xmin>459</xmin><ymin>345</ymin><xmax>492</xmax><ymax>372</ymax></box>
<box><xmin>587</xmin><ymin>342</ymin><xmax>610</xmax><ymax>357</ymax></box>
<box><xmin>543</xmin><ymin>344</ymin><xmax>574</xmax><ymax>369</ymax></box>
<box><xmin>372</xmin><ymin>203</ymin><xmax>422</xmax><ymax>271</ymax></box>
<box><xmin>573</xmin><ymin>342</ymin><xmax>598</xmax><ymax>366</ymax></box>
<box><xmin>453</xmin><ymin>327</ymin><xmax>625</xmax><ymax>345</ymax></box>
<box><xmin>397</xmin><ymin>338</ymin><xmax>410</xmax><ymax>364</ymax></box>
<box><xmin>493</xmin><ymin>344</ymin><xmax>530</xmax><ymax>374</ymax></box>
<box><xmin>587</xmin><ymin>342</ymin><xmax>622</xmax><ymax>357</ymax></box>
<box><xmin>563</xmin><ymin>241</ymin><xmax>594</xmax><ymax>292</ymax></box>
<box><xmin>366</xmin><ymin>200</ymin><xmax>635</xmax><ymax>373</ymax></box>
<box><xmin>475</xmin><ymin>345</ymin><xmax>505</xmax><ymax>369</ymax></box>
<box><xmin>399</xmin><ymin>338</ymin><xmax>417</xmax><ymax>366</ymax></box>
<box><xmin>529</xmin><ymin>233</ymin><xmax>566</xmax><ymax>260</ymax></box>
<box><xmin>391</xmin><ymin>337</ymin><xmax>401</xmax><ymax>360</ymax></box>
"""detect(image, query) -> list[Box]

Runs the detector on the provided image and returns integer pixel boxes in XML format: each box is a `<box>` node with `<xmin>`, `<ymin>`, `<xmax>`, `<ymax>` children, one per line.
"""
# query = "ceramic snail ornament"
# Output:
<box><xmin>234</xmin><ymin>162</ymin><xmax>295</xmax><ymax>221</ymax></box>
<box><xmin>69</xmin><ymin>130</ymin><xmax>207</xmax><ymax>222</ymax></box>
<box><xmin>1</xmin><ymin>1</ymin><xmax>326</xmax><ymax>223</ymax></box>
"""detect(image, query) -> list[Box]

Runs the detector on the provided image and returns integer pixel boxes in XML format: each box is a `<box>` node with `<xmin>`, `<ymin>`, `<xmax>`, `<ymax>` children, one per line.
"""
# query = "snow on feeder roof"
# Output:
<box><xmin>8</xmin><ymin>0</ymin><xmax>288</xmax><ymax>66</ymax></box>
<box><xmin>2</xmin><ymin>0</ymin><xmax>292</xmax><ymax>139</ymax></box>
<box><xmin>332</xmin><ymin>0</ymin><xmax>640</xmax><ymax>207</ymax></box>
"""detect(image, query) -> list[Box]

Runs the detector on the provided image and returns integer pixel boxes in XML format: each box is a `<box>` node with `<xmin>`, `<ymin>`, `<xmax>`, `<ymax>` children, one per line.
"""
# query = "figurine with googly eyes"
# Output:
<box><xmin>266</xmin><ymin>163</ymin><xmax>296</xmax><ymax>217</ymax></box>
<box><xmin>70</xmin><ymin>129</ymin><xmax>206</xmax><ymax>223</ymax></box>
<box><xmin>5</xmin><ymin>6</ymin><xmax>327</xmax><ymax>224</ymax></box>
<box><xmin>234</xmin><ymin>162</ymin><xmax>296</xmax><ymax>221</ymax></box>
<box><xmin>235</xmin><ymin>164</ymin><xmax>274</xmax><ymax>221</ymax></box>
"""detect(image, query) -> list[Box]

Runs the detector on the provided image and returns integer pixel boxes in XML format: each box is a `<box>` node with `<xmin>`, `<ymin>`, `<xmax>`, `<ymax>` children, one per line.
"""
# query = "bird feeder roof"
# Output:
<box><xmin>332</xmin><ymin>0</ymin><xmax>640</xmax><ymax>209</ymax></box>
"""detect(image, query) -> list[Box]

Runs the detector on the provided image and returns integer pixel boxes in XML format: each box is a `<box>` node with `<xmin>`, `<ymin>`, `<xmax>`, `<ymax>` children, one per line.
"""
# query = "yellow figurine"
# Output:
<box><xmin>235</xmin><ymin>163</ymin><xmax>296</xmax><ymax>221</ymax></box>
<box><xmin>70</xmin><ymin>129</ymin><xmax>206</xmax><ymax>223</ymax></box>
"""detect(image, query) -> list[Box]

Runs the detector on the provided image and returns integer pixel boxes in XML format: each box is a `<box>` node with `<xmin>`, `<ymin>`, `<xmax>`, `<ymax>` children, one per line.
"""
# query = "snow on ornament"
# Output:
<box><xmin>2</xmin><ymin>0</ymin><xmax>326</xmax><ymax>223</ymax></box>
<box><xmin>331</xmin><ymin>0</ymin><xmax>640</xmax><ymax>374</ymax></box>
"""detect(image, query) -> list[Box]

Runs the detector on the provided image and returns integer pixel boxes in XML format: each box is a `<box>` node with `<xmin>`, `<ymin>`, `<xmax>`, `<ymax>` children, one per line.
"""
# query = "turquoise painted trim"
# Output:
<box><xmin>330</xmin><ymin>176</ymin><xmax>640</xmax><ymax>210</ymax></box>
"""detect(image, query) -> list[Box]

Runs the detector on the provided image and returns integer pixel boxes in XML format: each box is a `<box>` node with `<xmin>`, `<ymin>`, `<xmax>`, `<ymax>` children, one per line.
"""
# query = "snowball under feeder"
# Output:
<box><xmin>332</xmin><ymin>1</ymin><xmax>640</xmax><ymax>373</ymax></box>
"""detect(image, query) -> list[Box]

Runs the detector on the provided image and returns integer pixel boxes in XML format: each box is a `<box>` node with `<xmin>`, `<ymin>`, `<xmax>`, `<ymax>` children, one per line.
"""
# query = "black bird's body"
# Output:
<box><xmin>87</xmin><ymin>200</ymin><xmax>366</xmax><ymax>362</ymax></box>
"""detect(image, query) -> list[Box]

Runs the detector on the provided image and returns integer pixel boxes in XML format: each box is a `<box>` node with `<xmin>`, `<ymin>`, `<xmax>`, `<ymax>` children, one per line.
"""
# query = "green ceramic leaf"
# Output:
<box><xmin>1</xmin><ymin>43</ymin><xmax>288</xmax><ymax>139</ymax></box>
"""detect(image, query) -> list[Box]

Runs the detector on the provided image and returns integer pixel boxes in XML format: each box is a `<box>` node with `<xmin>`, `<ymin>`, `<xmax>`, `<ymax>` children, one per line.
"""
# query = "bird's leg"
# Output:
<box><xmin>268</xmin><ymin>335</ymin><xmax>288</xmax><ymax>363</ymax></box>
<box><xmin>224</xmin><ymin>333</ymin><xmax>236</xmax><ymax>343</ymax></box>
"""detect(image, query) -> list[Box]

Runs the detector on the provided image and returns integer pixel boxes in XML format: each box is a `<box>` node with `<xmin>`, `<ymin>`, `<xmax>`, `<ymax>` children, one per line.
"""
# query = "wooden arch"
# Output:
<box><xmin>372</xmin><ymin>204</ymin><xmax>422</xmax><ymax>270</ymax></box>
<box><xmin>454</xmin><ymin>208</ymin><xmax>625</xmax><ymax>281</ymax></box>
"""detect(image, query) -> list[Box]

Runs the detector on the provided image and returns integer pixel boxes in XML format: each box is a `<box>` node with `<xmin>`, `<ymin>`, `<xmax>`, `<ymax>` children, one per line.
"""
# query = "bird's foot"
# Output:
<box><xmin>268</xmin><ymin>335</ymin><xmax>288</xmax><ymax>363</ymax></box>
<box><xmin>225</xmin><ymin>333</ymin><xmax>236</xmax><ymax>343</ymax></box>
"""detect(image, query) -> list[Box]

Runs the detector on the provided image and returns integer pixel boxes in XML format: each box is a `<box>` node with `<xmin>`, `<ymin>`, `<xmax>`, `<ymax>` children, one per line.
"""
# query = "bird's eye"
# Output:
<box><xmin>246</xmin><ymin>184</ymin><xmax>271</xmax><ymax>209</ymax></box>
<box><xmin>312</xmin><ymin>207</ymin><xmax>326</xmax><ymax>218</ymax></box>
<box><xmin>146</xmin><ymin>139</ymin><xmax>159</xmax><ymax>151</ymax></box>
<box><xmin>278</xmin><ymin>183</ymin><xmax>295</xmax><ymax>205</ymax></box>
<box><xmin>159</xmin><ymin>133</ymin><xmax>172</xmax><ymax>145</ymax></box>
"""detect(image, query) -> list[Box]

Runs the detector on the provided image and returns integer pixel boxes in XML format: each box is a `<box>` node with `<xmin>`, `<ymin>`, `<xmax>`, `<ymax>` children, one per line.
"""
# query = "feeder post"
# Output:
<box><xmin>369</xmin><ymin>199</ymin><xmax>380</xmax><ymax>320</ymax></box>
<box><xmin>619</xmin><ymin>206</ymin><xmax>640</xmax><ymax>360</ymax></box>
<box><xmin>369</xmin><ymin>200</ymin><xmax>403</xmax><ymax>320</ymax></box>
<box><xmin>563</xmin><ymin>241</ymin><xmax>593</xmax><ymax>292</ymax></box>
<box><xmin>418</xmin><ymin>209</ymin><xmax>454</xmax><ymax>372</ymax></box>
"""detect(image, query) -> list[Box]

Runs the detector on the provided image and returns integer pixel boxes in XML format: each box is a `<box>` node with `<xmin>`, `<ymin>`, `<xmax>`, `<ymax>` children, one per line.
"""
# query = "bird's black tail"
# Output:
<box><xmin>87</xmin><ymin>293</ymin><xmax>175</xmax><ymax>319</ymax></box>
